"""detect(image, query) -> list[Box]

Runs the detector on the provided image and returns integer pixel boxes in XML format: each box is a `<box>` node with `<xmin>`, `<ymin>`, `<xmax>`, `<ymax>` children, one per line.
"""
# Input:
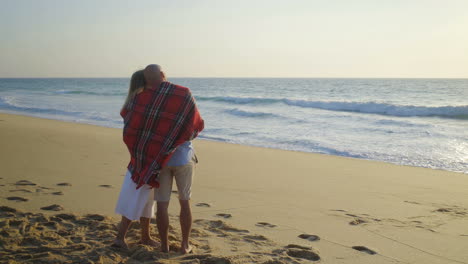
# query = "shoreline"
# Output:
<box><xmin>1</xmin><ymin>112</ymin><xmax>468</xmax><ymax>263</ymax></box>
<box><xmin>0</xmin><ymin>111</ymin><xmax>465</xmax><ymax>175</ymax></box>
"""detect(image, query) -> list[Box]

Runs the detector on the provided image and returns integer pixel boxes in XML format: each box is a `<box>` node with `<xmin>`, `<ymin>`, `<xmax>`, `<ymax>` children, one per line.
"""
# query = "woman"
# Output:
<box><xmin>113</xmin><ymin>70</ymin><xmax>159</xmax><ymax>249</ymax></box>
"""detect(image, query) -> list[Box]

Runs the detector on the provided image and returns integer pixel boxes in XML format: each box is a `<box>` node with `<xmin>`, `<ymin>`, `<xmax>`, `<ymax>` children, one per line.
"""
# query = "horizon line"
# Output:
<box><xmin>1</xmin><ymin>76</ymin><xmax>468</xmax><ymax>79</ymax></box>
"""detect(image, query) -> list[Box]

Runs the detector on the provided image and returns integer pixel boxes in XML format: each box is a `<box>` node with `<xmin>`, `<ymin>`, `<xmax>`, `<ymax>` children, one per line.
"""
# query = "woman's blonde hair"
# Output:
<box><xmin>122</xmin><ymin>70</ymin><xmax>145</xmax><ymax>110</ymax></box>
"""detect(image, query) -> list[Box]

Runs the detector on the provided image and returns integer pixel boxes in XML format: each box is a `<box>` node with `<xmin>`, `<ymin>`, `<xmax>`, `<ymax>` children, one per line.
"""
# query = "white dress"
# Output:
<box><xmin>114</xmin><ymin>170</ymin><xmax>155</xmax><ymax>220</ymax></box>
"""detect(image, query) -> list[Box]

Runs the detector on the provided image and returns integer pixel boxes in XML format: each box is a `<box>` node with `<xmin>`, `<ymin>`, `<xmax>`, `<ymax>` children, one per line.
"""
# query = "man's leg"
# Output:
<box><xmin>154</xmin><ymin>167</ymin><xmax>173</xmax><ymax>252</ymax></box>
<box><xmin>179</xmin><ymin>199</ymin><xmax>192</xmax><ymax>253</ymax></box>
<box><xmin>139</xmin><ymin>217</ymin><xmax>159</xmax><ymax>247</ymax></box>
<box><xmin>174</xmin><ymin>162</ymin><xmax>194</xmax><ymax>254</ymax></box>
<box><xmin>156</xmin><ymin>202</ymin><xmax>170</xmax><ymax>252</ymax></box>
<box><xmin>113</xmin><ymin>216</ymin><xmax>132</xmax><ymax>248</ymax></box>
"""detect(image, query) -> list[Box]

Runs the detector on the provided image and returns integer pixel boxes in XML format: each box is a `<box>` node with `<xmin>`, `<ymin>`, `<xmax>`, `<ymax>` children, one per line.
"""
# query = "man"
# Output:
<box><xmin>144</xmin><ymin>64</ymin><xmax>201</xmax><ymax>254</ymax></box>
<box><xmin>116</xmin><ymin>64</ymin><xmax>204</xmax><ymax>254</ymax></box>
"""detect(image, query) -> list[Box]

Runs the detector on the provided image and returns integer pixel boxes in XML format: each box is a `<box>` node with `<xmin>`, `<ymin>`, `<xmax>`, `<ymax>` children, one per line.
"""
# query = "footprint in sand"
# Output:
<box><xmin>256</xmin><ymin>222</ymin><xmax>277</xmax><ymax>228</ymax></box>
<box><xmin>243</xmin><ymin>234</ymin><xmax>268</xmax><ymax>241</ymax></box>
<box><xmin>0</xmin><ymin>206</ymin><xmax>17</xmax><ymax>213</ymax></box>
<box><xmin>298</xmin><ymin>234</ymin><xmax>320</xmax><ymax>242</ymax></box>
<box><xmin>40</xmin><ymin>204</ymin><xmax>64</xmax><ymax>211</ymax></box>
<box><xmin>404</xmin><ymin>200</ymin><xmax>420</xmax><ymax>205</ymax></box>
<box><xmin>196</xmin><ymin>203</ymin><xmax>211</xmax><ymax>207</ymax></box>
<box><xmin>352</xmin><ymin>246</ymin><xmax>377</xmax><ymax>255</ymax></box>
<box><xmin>54</xmin><ymin>213</ymin><xmax>77</xmax><ymax>221</ymax></box>
<box><xmin>215</xmin><ymin>213</ymin><xmax>232</xmax><ymax>219</ymax></box>
<box><xmin>51</xmin><ymin>191</ymin><xmax>64</xmax><ymax>196</ymax></box>
<box><xmin>171</xmin><ymin>190</ymin><xmax>178</xmax><ymax>194</ymax></box>
<box><xmin>194</xmin><ymin>219</ymin><xmax>249</xmax><ymax>233</ymax></box>
<box><xmin>15</xmin><ymin>180</ymin><xmax>36</xmax><ymax>186</ymax></box>
<box><xmin>85</xmin><ymin>214</ymin><xmax>106</xmax><ymax>221</ymax></box>
<box><xmin>435</xmin><ymin>208</ymin><xmax>452</xmax><ymax>213</ymax></box>
<box><xmin>57</xmin><ymin>183</ymin><xmax>72</xmax><ymax>186</ymax></box>
<box><xmin>6</xmin><ymin>196</ymin><xmax>28</xmax><ymax>202</ymax></box>
<box><xmin>331</xmin><ymin>209</ymin><xmax>347</xmax><ymax>212</ymax></box>
<box><xmin>345</xmin><ymin>213</ymin><xmax>358</xmax><ymax>217</ymax></box>
<box><xmin>349</xmin><ymin>219</ymin><xmax>367</xmax><ymax>225</ymax></box>
<box><xmin>433</xmin><ymin>207</ymin><xmax>467</xmax><ymax>216</ymax></box>
<box><xmin>98</xmin><ymin>185</ymin><xmax>113</xmax><ymax>188</ymax></box>
<box><xmin>10</xmin><ymin>189</ymin><xmax>33</xmax><ymax>193</ymax></box>
<box><xmin>286</xmin><ymin>244</ymin><xmax>312</xmax><ymax>250</ymax></box>
<box><xmin>286</xmin><ymin>248</ymin><xmax>320</xmax><ymax>261</ymax></box>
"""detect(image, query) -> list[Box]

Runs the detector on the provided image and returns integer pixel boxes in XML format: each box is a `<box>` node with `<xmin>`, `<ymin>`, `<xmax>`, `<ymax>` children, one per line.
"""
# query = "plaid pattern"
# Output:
<box><xmin>120</xmin><ymin>81</ymin><xmax>204</xmax><ymax>189</ymax></box>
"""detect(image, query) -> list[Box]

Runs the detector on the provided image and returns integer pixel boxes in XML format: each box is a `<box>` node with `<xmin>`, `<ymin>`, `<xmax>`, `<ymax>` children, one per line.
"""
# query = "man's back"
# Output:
<box><xmin>122</xmin><ymin>80</ymin><xmax>204</xmax><ymax>189</ymax></box>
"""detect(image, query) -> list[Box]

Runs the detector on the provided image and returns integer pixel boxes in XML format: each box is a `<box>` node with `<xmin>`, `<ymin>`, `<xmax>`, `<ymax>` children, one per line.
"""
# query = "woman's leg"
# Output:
<box><xmin>113</xmin><ymin>216</ymin><xmax>132</xmax><ymax>248</ymax></box>
<box><xmin>114</xmin><ymin>170</ymin><xmax>136</xmax><ymax>248</ymax></box>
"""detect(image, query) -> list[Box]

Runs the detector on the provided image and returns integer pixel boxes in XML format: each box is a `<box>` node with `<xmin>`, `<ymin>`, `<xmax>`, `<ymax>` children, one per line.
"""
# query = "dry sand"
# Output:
<box><xmin>0</xmin><ymin>113</ymin><xmax>467</xmax><ymax>264</ymax></box>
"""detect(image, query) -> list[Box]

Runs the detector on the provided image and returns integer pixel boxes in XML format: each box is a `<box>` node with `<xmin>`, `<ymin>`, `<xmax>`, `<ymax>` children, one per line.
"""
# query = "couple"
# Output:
<box><xmin>113</xmin><ymin>64</ymin><xmax>204</xmax><ymax>254</ymax></box>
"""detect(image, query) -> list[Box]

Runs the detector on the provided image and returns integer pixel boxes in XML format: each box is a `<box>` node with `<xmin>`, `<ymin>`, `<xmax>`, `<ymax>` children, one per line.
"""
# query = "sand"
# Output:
<box><xmin>0</xmin><ymin>112</ymin><xmax>467</xmax><ymax>264</ymax></box>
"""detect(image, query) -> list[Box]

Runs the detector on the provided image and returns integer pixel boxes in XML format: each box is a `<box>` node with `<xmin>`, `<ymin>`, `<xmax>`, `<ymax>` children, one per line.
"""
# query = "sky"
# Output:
<box><xmin>0</xmin><ymin>0</ymin><xmax>467</xmax><ymax>78</ymax></box>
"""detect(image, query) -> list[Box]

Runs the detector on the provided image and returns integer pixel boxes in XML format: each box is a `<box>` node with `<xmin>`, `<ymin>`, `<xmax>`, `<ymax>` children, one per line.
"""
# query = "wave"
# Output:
<box><xmin>196</xmin><ymin>96</ymin><xmax>468</xmax><ymax>119</ymax></box>
<box><xmin>198</xmin><ymin>135</ymin><xmax>230</xmax><ymax>142</ymax></box>
<box><xmin>224</xmin><ymin>108</ymin><xmax>281</xmax><ymax>119</ymax></box>
<box><xmin>196</xmin><ymin>96</ymin><xmax>279</xmax><ymax>105</ymax></box>
<box><xmin>54</xmin><ymin>90</ymin><xmax>126</xmax><ymax>96</ymax></box>
<box><xmin>0</xmin><ymin>96</ymin><xmax>119</xmax><ymax>124</ymax></box>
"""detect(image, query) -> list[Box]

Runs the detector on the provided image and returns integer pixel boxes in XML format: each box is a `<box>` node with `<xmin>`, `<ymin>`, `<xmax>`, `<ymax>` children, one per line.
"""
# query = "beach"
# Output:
<box><xmin>1</xmin><ymin>112</ymin><xmax>468</xmax><ymax>263</ymax></box>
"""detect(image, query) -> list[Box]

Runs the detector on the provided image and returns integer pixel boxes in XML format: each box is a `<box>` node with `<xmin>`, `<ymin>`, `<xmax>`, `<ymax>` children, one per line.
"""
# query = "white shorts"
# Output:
<box><xmin>114</xmin><ymin>170</ymin><xmax>155</xmax><ymax>220</ymax></box>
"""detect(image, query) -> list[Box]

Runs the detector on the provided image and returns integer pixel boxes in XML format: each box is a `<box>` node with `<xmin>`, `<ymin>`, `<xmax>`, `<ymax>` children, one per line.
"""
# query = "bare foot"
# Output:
<box><xmin>160</xmin><ymin>243</ymin><xmax>170</xmax><ymax>253</ymax></box>
<box><xmin>140</xmin><ymin>238</ymin><xmax>160</xmax><ymax>248</ymax></box>
<box><xmin>180</xmin><ymin>244</ymin><xmax>193</xmax><ymax>254</ymax></box>
<box><xmin>111</xmin><ymin>238</ymin><xmax>128</xmax><ymax>249</ymax></box>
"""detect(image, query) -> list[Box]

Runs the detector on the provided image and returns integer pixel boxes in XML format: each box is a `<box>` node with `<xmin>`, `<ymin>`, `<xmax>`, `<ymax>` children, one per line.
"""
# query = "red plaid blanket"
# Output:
<box><xmin>120</xmin><ymin>81</ymin><xmax>204</xmax><ymax>189</ymax></box>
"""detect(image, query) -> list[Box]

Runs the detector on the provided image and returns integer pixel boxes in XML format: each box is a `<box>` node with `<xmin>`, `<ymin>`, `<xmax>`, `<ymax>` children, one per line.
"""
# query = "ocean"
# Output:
<box><xmin>0</xmin><ymin>78</ymin><xmax>467</xmax><ymax>174</ymax></box>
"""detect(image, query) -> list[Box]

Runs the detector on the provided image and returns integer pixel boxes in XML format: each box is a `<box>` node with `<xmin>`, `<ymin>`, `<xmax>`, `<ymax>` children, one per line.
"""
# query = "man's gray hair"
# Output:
<box><xmin>145</xmin><ymin>64</ymin><xmax>162</xmax><ymax>72</ymax></box>
<box><xmin>144</xmin><ymin>64</ymin><xmax>164</xmax><ymax>84</ymax></box>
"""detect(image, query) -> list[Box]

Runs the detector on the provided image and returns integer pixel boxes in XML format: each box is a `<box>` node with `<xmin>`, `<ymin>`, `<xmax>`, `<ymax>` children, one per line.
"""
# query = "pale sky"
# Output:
<box><xmin>1</xmin><ymin>0</ymin><xmax>467</xmax><ymax>78</ymax></box>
